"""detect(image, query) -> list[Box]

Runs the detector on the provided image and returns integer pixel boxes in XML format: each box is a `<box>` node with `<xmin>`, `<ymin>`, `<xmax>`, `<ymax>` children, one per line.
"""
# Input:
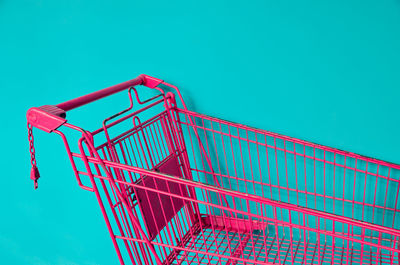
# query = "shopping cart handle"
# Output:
<box><xmin>26</xmin><ymin>74</ymin><xmax>163</xmax><ymax>132</ymax></box>
<box><xmin>56</xmin><ymin>74</ymin><xmax>163</xmax><ymax>112</ymax></box>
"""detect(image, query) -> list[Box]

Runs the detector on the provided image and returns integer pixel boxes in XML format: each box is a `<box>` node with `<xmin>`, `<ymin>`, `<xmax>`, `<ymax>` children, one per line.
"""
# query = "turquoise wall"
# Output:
<box><xmin>1</xmin><ymin>0</ymin><xmax>400</xmax><ymax>264</ymax></box>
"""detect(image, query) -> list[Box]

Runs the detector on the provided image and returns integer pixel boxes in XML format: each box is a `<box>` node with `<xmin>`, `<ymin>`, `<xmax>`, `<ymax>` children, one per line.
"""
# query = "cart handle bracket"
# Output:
<box><xmin>27</xmin><ymin>105</ymin><xmax>67</xmax><ymax>133</ymax></box>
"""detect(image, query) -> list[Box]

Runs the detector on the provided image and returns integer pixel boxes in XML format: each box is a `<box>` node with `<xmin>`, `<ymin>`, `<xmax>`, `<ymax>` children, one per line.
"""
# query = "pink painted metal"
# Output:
<box><xmin>55</xmin><ymin>74</ymin><xmax>163</xmax><ymax>111</ymax></box>
<box><xmin>27</xmin><ymin>75</ymin><xmax>400</xmax><ymax>264</ymax></box>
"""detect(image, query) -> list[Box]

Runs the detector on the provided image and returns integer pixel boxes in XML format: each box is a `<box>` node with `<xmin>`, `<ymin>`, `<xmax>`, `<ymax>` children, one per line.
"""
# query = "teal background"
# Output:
<box><xmin>1</xmin><ymin>0</ymin><xmax>400</xmax><ymax>264</ymax></box>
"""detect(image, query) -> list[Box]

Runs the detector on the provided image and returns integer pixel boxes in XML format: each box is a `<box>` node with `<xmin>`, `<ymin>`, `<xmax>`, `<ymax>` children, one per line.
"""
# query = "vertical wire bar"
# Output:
<box><xmin>274</xmin><ymin>137</ymin><xmax>282</xmax><ymax>201</ymax></box>
<box><xmin>361</xmin><ymin>162</ymin><xmax>369</xmax><ymax>222</ymax></box>
<box><xmin>360</xmin><ymin>227</ymin><xmax>365</xmax><ymax>265</ymax></box>
<box><xmin>389</xmin><ymin>235</ymin><xmax>397</xmax><ymax>265</ymax></box>
<box><xmin>331</xmin><ymin>221</ymin><xmax>336</xmax><ymax>265</ymax></box>
<box><xmin>245</xmin><ymin>129</ymin><xmax>257</xmax><ymax>197</ymax></box>
<box><xmin>283</xmin><ymin>140</ymin><xmax>290</xmax><ymax>205</ymax></box>
<box><xmin>184</xmin><ymin>114</ymin><xmax>201</xmax><ymax>182</ymax></box>
<box><xmin>351</xmin><ymin>159</ymin><xmax>358</xmax><ymax>249</ymax></box>
<box><xmin>262</xmin><ymin>204</ymin><xmax>269</xmax><ymax>264</ymax></box>
<box><xmin>342</xmin><ymin>155</ymin><xmax>347</xmax><ymax>251</ymax></box>
<box><xmin>208</xmin><ymin>121</ymin><xmax>233</xmax><ymax>256</ymax></box>
<box><xmin>171</xmin><ymin>112</ymin><xmax>195</xmax><ymax>184</ymax></box>
<box><xmin>375</xmin><ymin>232</ymin><xmax>382</xmax><ymax>265</ymax></box>
<box><xmin>265</xmin><ymin>135</ymin><xmax>274</xmax><ymax>201</ymax></box>
<box><xmin>293</xmin><ymin>143</ymin><xmax>301</xmax><ymax>237</ymax></box>
<box><xmin>303</xmin><ymin>145</ymin><xmax>311</xmax><ymax>256</ymax></box>
<box><xmin>371</xmin><ymin>165</ymin><xmax>380</xmax><ymax>241</ymax></box>
<box><xmin>302</xmin><ymin>212</ymin><xmax>307</xmax><ymax>265</ymax></box>
<box><xmin>382</xmin><ymin>168</ymin><xmax>391</xmax><ymax>227</ymax></box>
<box><xmin>273</xmin><ymin>137</ymin><xmax>285</xmax><ymax>227</ymax></box>
<box><xmin>391</xmin><ymin>182</ymin><xmax>400</xmax><ymax>255</ymax></box>
<box><xmin>219</xmin><ymin>122</ymin><xmax>234</xmax><ymax>192</ymax></box>
<box><xmin>214</xmin><ymin>124</ymin><xmax>242</xmax><ymax>258</ymax></box>
<box><xmin>349</xmin><ymin>240</ymin><xmax>354</xmax><ymax>265</ymax></box>
<box><xmin>323</xmin><ymin>150</ymin><xmax>327</xmax><ymax>231</ymax></box>
<box><xmin>255</xmin><ymin>133</ymin><xmax>265</xmax><ymax>198</ymax></box>
<box><xmin>317</xmin><ymin>216</ymin><xmax>321</xmax><ymax>265</ymax></box>
<box><xmin>210</xmin><ymin>121</ymin><xmax>223</xmax><ymax>186</ymax></box>
<box><xmin>282</xmin><ymin>141</ymin><xmax>290</xmax><ymax>259</ymax></box>
<box><xmin>346</xmin><ymin>223</ymin><xmax>351</xmax><ymax>265</ymax></box>
<box><xmin>310</xmin><ymin>234</ymin><xmax>318</xmax><ymax>265</ymax></box>
<box><xmin>192</xmin><ymin>191</ymin><xmax>207</xmax><ymax>265</ymax></box>
<box><xmin>288</xmin><ymin>210</ymin><xmax>294</xmax><ymax>264</ymax></box>
<box><xmin>228</xmin><ymin>125</ymin><xmax>244</xmax><ymax>211</ymax></box>
<box><xmin>332</xmin><ymin>153</ymin><xmax>336</xmax><ymax>244</ymax></box>
<box><xmin>312</xmin><ymin>146</ymin><xmax>317</xmax><ymax>250</ymax></box>
<box><xmin>273</xmin><ymin>206</ymin><xmax>282</xmax><ymax>264</ymax></box>
<box><xmin>313</xmin><ymin>147</ymin><xmax>317</xmax><ymax>214</ymax></box>
<box><xmin>236</xmin><ymin>127</ymin><xmax>249</xmax><ymax>195</ymax></box>
<box><xmin>246</xmin><ymin>199</ymin><xmax>257</xmax><ymax>262</ymax></box>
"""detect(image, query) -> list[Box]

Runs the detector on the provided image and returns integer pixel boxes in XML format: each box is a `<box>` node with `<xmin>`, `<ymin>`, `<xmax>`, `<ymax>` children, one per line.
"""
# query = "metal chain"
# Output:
<box><xmin>28</xmin><ymin>123</ymin><xmax>36</xmax><ymax>167</ymax></box>
<box><xmin>28</xmin><ymin>122</ymin><xmax>40</xmax><ymax>189</ymax></box>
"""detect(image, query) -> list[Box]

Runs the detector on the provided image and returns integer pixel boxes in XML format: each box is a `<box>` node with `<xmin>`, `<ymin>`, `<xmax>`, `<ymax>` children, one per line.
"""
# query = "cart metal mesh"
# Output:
<box><xmin>27</xmin><ymin>75</ymin><xmax>400</xmax><ymax>265</ymax></box>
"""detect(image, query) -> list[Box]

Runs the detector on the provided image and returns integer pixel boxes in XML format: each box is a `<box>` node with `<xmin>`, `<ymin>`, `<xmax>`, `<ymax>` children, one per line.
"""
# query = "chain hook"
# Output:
<box><xmin>28</xmin><ymin>123</ymin><xmax>40</xmax><ymax>189</ymax></box>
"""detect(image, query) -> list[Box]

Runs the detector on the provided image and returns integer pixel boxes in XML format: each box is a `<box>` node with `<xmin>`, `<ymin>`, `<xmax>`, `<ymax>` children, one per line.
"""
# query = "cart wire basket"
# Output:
<box><xmin>27</xmin><ymin>75</ymin><xmax>400</xmax><ymax>265</ymax></box>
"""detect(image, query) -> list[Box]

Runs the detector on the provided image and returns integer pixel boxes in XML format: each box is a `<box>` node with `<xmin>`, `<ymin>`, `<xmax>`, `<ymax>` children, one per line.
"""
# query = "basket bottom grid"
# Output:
<box><xmin>165</xmin><ymin>225</ymin><xmax>398</xmax><ymax>265</ymax></box>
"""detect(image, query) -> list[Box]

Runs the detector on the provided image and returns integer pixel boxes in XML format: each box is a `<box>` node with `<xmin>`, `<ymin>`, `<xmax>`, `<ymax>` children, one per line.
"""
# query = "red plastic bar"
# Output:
<box><xmin>56</xmin><ymin>74</ymin><xmax>163</xmax><ymax>112</ymax></box>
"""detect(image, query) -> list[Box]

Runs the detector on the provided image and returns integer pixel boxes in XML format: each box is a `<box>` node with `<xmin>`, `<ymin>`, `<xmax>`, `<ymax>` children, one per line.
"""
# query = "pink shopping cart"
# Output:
<box><xmin>27</xmin><ymin>75</ymin><xmax>400</xmax><ymax>265</ymax></box>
